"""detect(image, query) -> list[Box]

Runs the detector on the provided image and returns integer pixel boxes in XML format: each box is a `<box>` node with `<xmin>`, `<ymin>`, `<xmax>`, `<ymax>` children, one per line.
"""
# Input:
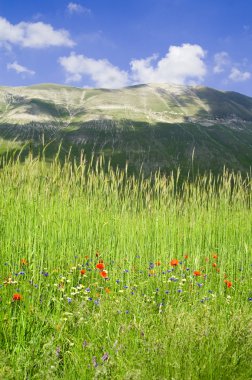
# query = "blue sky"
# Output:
<box><xmin>0</xmin><ymin>0</ymin><xmax>252</xmax><ymax>95</ymax></box>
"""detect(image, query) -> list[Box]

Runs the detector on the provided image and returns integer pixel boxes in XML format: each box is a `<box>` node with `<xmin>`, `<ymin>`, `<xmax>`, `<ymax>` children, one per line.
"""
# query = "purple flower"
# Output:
<box><xmin>56</xmin><ymin>346</ymin><xmax>61</xmax><ymax>358</ymax></box>
<box><xmin>92</xmin><ymin>356</ymin><xmax>98</xmax><ymax>368</ymax></box>
<box><xmin>102</xmin><ymin>352</ymin><xmax>109</xmax><ymax>362</ymax></box>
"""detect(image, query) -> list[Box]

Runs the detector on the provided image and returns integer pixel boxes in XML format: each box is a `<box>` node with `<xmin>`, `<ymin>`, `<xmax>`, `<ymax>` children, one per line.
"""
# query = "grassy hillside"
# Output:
<box><xmin>1</xmin><ymin>83</ymin><xmax>252</xmax><ymax>174</ymax></box>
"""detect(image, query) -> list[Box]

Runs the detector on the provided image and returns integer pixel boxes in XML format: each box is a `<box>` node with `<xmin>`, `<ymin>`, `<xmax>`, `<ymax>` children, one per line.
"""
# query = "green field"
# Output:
<box><xmin>0</xmin><ymin>154</ymin><xmax>251</xmax><ymax>379</ymax></box>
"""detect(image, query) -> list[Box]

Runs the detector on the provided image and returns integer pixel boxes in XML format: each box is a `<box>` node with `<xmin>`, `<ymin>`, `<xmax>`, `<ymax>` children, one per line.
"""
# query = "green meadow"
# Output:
<box><xmin>0</xmin><ymin>154</ymin><xmax>251</xmax><ymax>380</ymax></box>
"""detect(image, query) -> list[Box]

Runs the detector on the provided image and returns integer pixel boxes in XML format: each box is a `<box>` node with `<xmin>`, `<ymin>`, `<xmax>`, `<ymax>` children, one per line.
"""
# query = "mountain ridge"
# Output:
<box><xmin>0</xmin><ymin>83</ymin><xmax>252</xmax><ymax>174</ymax></box>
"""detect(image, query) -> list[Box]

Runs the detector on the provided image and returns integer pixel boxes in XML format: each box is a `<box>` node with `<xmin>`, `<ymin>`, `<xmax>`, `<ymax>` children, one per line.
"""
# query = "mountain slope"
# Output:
<box><xmin>1</xmin><ymin>83</ymin><xmax>252</xmax><ymax>174</ymax></box>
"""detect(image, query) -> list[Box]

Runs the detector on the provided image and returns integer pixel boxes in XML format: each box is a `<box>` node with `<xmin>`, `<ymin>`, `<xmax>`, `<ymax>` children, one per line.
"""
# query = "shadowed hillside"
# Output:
<box><xmin>1</xmin><ymin>83</ymin><xmax>252</xmax><ymax>175</ymax></box>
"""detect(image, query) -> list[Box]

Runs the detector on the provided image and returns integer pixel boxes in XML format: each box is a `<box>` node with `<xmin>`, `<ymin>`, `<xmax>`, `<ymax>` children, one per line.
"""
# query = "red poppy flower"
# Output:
<box><xmin>224</xmin><ymin>280</ymin><xmax>232</xmax><ymax>288</ymax></box>
<box><xmin>212</xmin><ymin>254</ymin><xmax>218</xmax><ymax>259</ymax></box>
<box><xmin>155</xmin><ymin>261</ymin><xmax>161</xmax><ymax>266</ymax></box>
<box><xmin>212</xmin><ymin>263</ymin><xmax>217</xmax><ymax>268</ymax></box>
<box><xmin>105</xmin><ymin>287</ymin><xmax>110</xmax><ymax>294</ymax></box>
<box><xmin>100</xmin><ymin>270</ymin><xmax>108</xmax><ymax>279</ymax></box>
<box><xmin>184</xmin><ymin>255</ymin><xmax>189</xmax><ymax>259</ymax></box>
<box><xmin>170</xmin><ymin>259</ymin><xmax>179</xmax><ymax>266</ymax></box>
<box><xmin>20</xmin><ymin>258</ymin><xmax>28</xmax><ymax>265</ymax></box>
<box><xmin>96</xmin><ymin>263</ymin><xmax>105</xmax><ymax>270</ymax></box>
<box><xmin>12</xmin><ymin>293</ymin><xmax>22</xmax><ymax>301</ymax></box>
<box><xmin>193</xmin><ymin>270</ymin><xmax>201</xmax><ymax>276</ymax></box>
<box><xmin>80</xmin><ymin>269</ymin><xmax>86</xmax><ymax>275</ymax></box>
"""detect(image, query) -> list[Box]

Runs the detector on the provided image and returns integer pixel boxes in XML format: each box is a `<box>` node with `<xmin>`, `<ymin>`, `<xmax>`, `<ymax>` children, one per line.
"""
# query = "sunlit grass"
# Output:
<box><xmin>0</xmin><ymin>154</ymin><xmax>251</xmax><ymax>379</ymax></box>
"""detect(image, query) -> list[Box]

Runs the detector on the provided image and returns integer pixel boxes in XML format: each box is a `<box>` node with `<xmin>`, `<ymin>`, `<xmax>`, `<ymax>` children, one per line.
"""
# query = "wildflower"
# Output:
<box><xmin>82</xmin><ymin>340</ymin><xmax>88</xmax><ymax>348</ymax></box>
<box><xmin>96</xmin><ymin>263</ymin><xmax>105</xmax><ymax>270</ymax></box>
<box><xmin>102</xmin><ymin>352</ymin><xmax>109</xmax><ymax>362</ymax></box>
<box><xmin>12</xmin><ymin>293</ymin><xmax>22</xmax><ymax>301</ymax></box>
<box><xmin>67</xmin><ymin>297</ymin><xmax>72</xmax><ymax>303</ymax></box>
<box><xmin>224</xmin><ymin>280</ymin><xmax>232</xmax><ymax>288</ymax></box>
<box><xmin>155</xmin><ymin>261</ymin><xmax>161</xmax><ymax>266</ymax></box>
<box><xmin>193</xmin><ymin>271</ymin><xmax>201</xmax><ymax>276</ymax></box>
<box><xmin>248</xmin><ymin>298</ymin><xmax>252</xmax><ymax>302</ymax></box>
<box><xmin>212</xmin><ymin>263</ymin><xmax>217</xmax><ymax>268</ymax></box>
<box><xmin>56</xmin><ymin>347</ymin><xmax>61</xmax><ymax>358</ymax></box>
<box><xmin>105</xmin><ymin>287</ymin><xmax>110</xmax><ymax>294</ymax></box>
<box><xmin>212</xmin><ymin>254</ymin><xmax>218</xmax><ymax>259</ymax></box>
<box><xmin>100</xmin><ymin>270</ymin><xmax>108</xmax><ymax>279</ymax></box>
<box><xmin>148</xmin><ymin>270</ymin><xmax>156</xmax><ymax>276</ymax></box>
<box><xmin>170</xmin><ymin>259</ymin><xmax>179</xmax><ymax>267</ymax></box>
<box><xmin>92</xmin><ymin>356</ymin><xmax>98</xmax><ymax>368</ymax></box>
<box><xmin>80</xmin><ymin>269</ymin><xmax>86</xmax><ymax>275</ymax></box>
<box><xmin>184</xmin><ymin>255</ymin><xmax>189</xmax><ymax>259</ymax></box>
<box><xmin>20</xmin><ymin>258</ymin><xmax>28</xmax><ymax>265</ymax></box>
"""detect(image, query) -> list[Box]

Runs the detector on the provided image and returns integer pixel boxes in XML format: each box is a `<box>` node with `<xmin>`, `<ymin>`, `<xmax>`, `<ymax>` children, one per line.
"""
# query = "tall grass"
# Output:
<box><xmin>0</xmin><ymin>154</ymin><xmax>251</xmax><ymax>380</ymax></box>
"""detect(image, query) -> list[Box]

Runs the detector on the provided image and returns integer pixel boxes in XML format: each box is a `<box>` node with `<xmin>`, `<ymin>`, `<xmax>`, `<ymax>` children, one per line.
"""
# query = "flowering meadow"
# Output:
<box><xmin>0</xmin><ymin>155</ymin><xmax>251</xmax><ymax>379</ymax></box>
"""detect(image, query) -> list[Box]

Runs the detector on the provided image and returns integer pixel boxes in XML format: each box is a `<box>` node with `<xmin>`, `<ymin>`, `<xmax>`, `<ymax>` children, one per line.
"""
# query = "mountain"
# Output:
<box><xmin>1</xmin><ymin>82</ymin><xmax>252</xmax><ymax>175</ymax></box>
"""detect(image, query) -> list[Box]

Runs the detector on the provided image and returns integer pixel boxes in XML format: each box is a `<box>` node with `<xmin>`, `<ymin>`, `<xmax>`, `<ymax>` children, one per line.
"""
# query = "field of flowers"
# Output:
<box><xmin>0</xmin><ymin>155</ymin><xmax>251</xmax><ymax>379</ymax></box>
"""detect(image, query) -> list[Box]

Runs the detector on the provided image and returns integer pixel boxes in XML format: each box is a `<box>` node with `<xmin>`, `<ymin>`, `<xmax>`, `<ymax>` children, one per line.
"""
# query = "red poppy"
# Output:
<box><xmin>105</xmin><ymin>287</ymin><xmax>110</xmax><ymax>294</ymax></box>
<box><xmin>12</xmin><ymin>293</ymin><xmax>22</xmax><ymax>301</ymax></box>
<box><xmin>20</xmin><ymin>258</ymin><xmax>28</xmax><ymax>265</ymax></box>
<box><xmin>184</xmin><ymin>255</ymin><xmax>189</xmax><ymax>259</ymax></box>
<box><xmin>155</xmin><ymin>261</ymin><xmax>161</xmax><ymax>266</ymax></box>
<box><xmin>96</xmin><ymin>263</ymin><xmax>105</xmax><ymax>270</ymax></box>
<box><xmin>80</xmin><ymin>269</ymin><xmax>86</xmax><ymax>275</ymax></box>
<box><xmin>170</xmin><ymin>259</ymin><xmax>179</xmax><ymax>267</ymax></box>
<box><xmin>193</xmin><ymin>271</ymin><xmax>201</xmax><ymax>276</ymax></box>
<box><xmin>212</xmin><ymin>263</ymin><xmax>217</xmax><ymax>268</ymax></box>
<box><xmin>212</xmin><ymin>254</ymin><xmax>218</xmax><ymax>259</ymax></box>
<box><xmin>224</xmin><ymin>280</ymin><xmax>232</xmax><ymax>288</ymax></box>
<box><xmin>100</xmin><ymin>270</ymin><xmax>108</xmax><ymax>279</ymax></box>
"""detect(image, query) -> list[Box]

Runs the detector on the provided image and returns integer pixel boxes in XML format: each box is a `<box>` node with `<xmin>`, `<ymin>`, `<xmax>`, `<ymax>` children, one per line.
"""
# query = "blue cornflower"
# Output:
<box><xmin>197</xmin><ymin>283</ymin><xmax>203</xmax><ymax>287</ymax></box>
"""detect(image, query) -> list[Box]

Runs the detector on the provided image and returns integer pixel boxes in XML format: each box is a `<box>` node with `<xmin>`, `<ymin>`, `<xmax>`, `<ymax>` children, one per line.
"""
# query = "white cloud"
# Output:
<box><xmin>0</xmin><ymin>17</ymin><xmax>74</xmax><ymax>48</ymax></box>
<box><xmin>7</xmin><ymin>61</ymin><xmax>35</xmax><ymax>75</ymax></box>
<box><xmin>59</xmin><ymin>44</ymin><xmax>207</xmax><ymax>88</ymax></box>
<box><xmin>229</xmin><ymin>67</ymin><xmax>251</xmax><ymax>82</ymax></box>
<box><xmin>130</xmin><ymin>44</ymin><xmax>207</xmax><ymax>85</ymax></box>
<box><xmin>213</xmin><ymin>52</ymin><xmax>230</xmax><ymax>74</ymax></box>
<box><xmin>67</xmin><ymin>2</ymin><xmax>91</xmax><ymax>14</ymax></box>
<box><xmin>59</xmin><ymin>52</ymin><xmax>129</xmax><ymax>88</ymax></box>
